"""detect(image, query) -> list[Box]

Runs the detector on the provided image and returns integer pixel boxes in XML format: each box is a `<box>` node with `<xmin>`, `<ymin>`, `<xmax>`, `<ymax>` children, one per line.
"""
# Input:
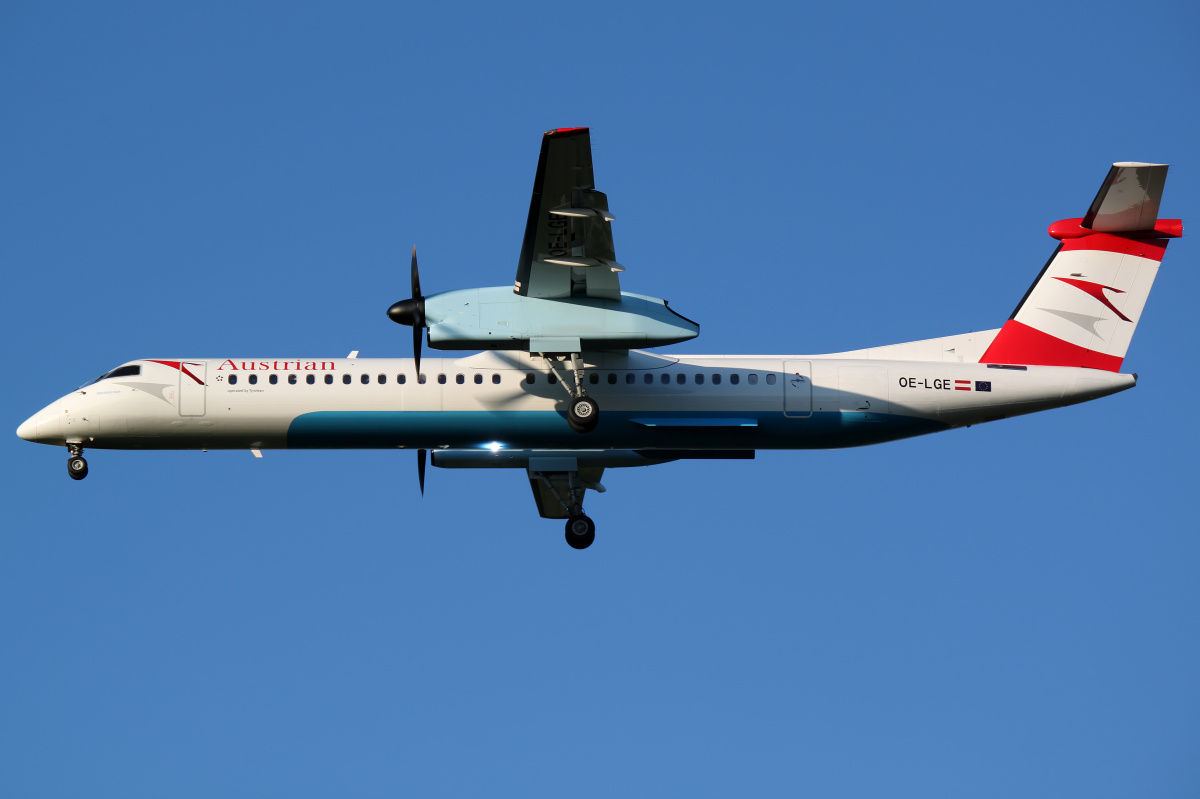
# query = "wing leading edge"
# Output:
<box><xmin>514</xmin><ymin>128</ymin><xmax>624</xmax><ymax>301</ymax></box>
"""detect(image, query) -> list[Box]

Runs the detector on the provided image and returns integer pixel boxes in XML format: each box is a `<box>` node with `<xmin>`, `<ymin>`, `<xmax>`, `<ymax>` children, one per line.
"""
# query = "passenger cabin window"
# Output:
<box><xmin>307</xmin><ymin>374</ymin><xmax>315</xmax><ymax>385</ymax></box>
<box><xmin>766</xmin><ymin>374</ymin><xmax>777</xmax><ymax>385</ymax></box>
<box><xmin>438</xmin><ymin>374</ymin><xmax>447</xmax><ymax>385</ymax></box>
<box><xmin>288</xmin><ymin>374</ymin><xmax>297</xmax><ymax>385</ymax></box>
<box><xmin>589</xmin><ymin>373</ymin><xmax>599</xmax><ymax>385</ymax></box>
<box><xmin>748</xmin><ymin>374</ymin><xmax>759</xmax><ymax>385</ymax></box>
<box><xmin>361</xmin><ymin>374</ymin><xmax>370</xmax><ymax>385</ymax></box>
<box><xmin>325</xmin><ymin>374</ymin><xmax>334</xmax><ymax>384</ymax></box>
<box><xmin>644</xmin><ymin>374</ymin><xmax>653</xmax><ymax>385</ymax></box>
<box><xmin>474</xmin><ymin>374</ymin><xmax>483</xmax><ymax>384</ymax></box>
<box><xmin>269</xmin><ymin>374</ymin><xmax>278</xmax><ymax>385</ymax></box>
<box><xmin>418</xmin><ymin>373</ymin><xmax>427</xmax><ymax>384</ymax></box>
<box><xmin>525</xmin><ymin>373</ymin><xmax>535</xmax><ymax>384</ymax></box>
<box><xmin>661</xmin><ymin>374</ymin><xmax>670</xmax><ymax>385</ymax></box>
<box><xmin>377</xmin><ymin>374</ymin><xmax>386</xmax><ymax>384</ymax></box>
<box><xmin>548</xmin><ymin>374</ymin><xmax>557</xmax><ymax>384</ymax></box>
<box><xmin>695</xmin><ymin>374</ymin><xmax>704</xmax><ymax>385</ymax></box>
<box><xmin>229</xmin><ymin>375</ymin><xmax>238</xmax><ymax>385</ymax></box>
<box><xmin>676</xmin><ymin>373</ymin><xmax>686</xmax><ymax>385</ymax></box>
<box><xmin>342</xmin><ymin>374</ymin><xmax>351</xmax><ymax>384</ymax></box>
<box><xmin>397</xmin><ymin>374</ymin><xmax>406</xmax><ymax>384</ymax></box>
<box><xmin>626</xmin><ymin>373</ymin><xmax>635</xmax><ymax>384</ymax></box>
<box><xmin>730</xmin><ymin>374</ymin><xmax>740</xmax><ymax>385</ymax></box>
<box><xmin>249</xmin><ymin>374</ymin><xmax>258</xmax><ymax>385</ymax></box>
<box><xmin>492</xmin><ymin>374</ymin><xmax>501</xmax><ymax>384</ymax></box>
<box><xmin>456</xmin><ymin>374</ymin><xmax>465</xmax><ymax>385</ymax></box>
<box><xmin>608</xmin><ymin>373</ymin><xmax>617</xmax><ymax>384</ymax></box>
<box><xmin>712</xmin><ymin>374</ymin><xmax>721</xmax><ymax>385</ymax></box>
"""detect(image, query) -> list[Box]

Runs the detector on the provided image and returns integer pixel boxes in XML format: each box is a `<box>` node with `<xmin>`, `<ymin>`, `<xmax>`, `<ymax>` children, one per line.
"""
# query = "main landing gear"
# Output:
<box><xmin>529</xmin><ymin>462</ymin><xmax>600</xmax><ymax>549</ymax></box>
<box><xmin>565</xmin><ymin>514</ymin><xmax>596</xmax><ymax>549</ymax></box>
<box><xmin>67</xmin><ymin>444</ymin><xmax>88</xmax><ymax>481</ymax></box>
<box><xmin>567</xmin><ymin>396</ymin><xmax>599</xmax><ymax>433</ymax></box>
<box><xmin>541</xmin><ymin>352</ymin><xmax>600</xmax><ymax>433</ymax></box>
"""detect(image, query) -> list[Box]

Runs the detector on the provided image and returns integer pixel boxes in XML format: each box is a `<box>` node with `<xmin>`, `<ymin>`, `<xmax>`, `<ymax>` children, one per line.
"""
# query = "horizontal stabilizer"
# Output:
<box><xmin>1081</xmin><ymin>163</ymin><xmax>1168</xmax><ymax>233</ymax></box>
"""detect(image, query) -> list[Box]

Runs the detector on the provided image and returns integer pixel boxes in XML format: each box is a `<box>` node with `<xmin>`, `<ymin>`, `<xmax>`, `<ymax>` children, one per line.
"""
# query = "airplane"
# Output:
<box><xmin>16</xmin><ymin>128</ymin><xmax>1182</xmax><ymax>549</ymax></box>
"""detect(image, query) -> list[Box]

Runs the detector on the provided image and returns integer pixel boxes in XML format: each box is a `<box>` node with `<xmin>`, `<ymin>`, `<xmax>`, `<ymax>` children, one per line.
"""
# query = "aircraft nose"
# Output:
<box><xmin>17</xmin><ymin>415</ymin><xmax>37</xmax><ymax>441</ymax></box>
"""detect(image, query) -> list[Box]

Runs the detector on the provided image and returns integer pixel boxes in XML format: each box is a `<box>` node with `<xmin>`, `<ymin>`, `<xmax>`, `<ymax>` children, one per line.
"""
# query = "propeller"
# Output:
<box><xmin>387</xmin><ymin>248</ymin><xmax>430</xmax><ymax>496</ymax></box>
<box><xmin>387</xmin><ymin>246</ymin><xmax>426</xmax><ymax>374</ymax></box>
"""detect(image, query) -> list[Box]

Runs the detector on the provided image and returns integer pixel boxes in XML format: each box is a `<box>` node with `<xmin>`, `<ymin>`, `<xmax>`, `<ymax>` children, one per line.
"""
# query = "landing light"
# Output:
<box><xmin>486</xmin><ymin>442</ymin><xmax>503</xmax><ymax>453</ymax></box>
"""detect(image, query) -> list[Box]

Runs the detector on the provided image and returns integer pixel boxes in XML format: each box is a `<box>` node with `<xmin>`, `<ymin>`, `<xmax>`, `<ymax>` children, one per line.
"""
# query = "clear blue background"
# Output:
<box><xmin>3</xmin><ymin>2</ymin><xmax>1197</xmax><ymax>796</ymax></box>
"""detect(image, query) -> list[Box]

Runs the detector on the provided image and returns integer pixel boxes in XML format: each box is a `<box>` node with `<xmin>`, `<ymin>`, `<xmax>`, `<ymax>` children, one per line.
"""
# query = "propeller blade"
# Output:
<box><xmin>413</xmin><ymin>325</ymin><xmax>422</xmax><ymax>376</ymax></box>
<box><xmin>417</xmin><ymin>448</ymin><xmax>427</xmax><ymax>495</ymax></box>
<box><xmin>411</xmin><ymin>246</ymin><xmax>421</xmax><ymax>300</ymax></box>
<box><xmin>387</xmin><ymin>245</ymin><xmax>426</xmax><ymax>371</ymax></box>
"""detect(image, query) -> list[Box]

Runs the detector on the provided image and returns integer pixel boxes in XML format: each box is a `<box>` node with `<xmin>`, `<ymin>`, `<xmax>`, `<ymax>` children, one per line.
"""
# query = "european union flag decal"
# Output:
<box><xmin>975</xmin><ymin>381</ymin><xmax>992</xmax><ymax>392</ymax></box>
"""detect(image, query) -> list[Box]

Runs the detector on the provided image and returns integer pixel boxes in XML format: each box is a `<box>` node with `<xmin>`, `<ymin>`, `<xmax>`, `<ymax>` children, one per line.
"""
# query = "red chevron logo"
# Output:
<box><xmin>1053</xmin><ymin>278</ymin><xmax>1131</xmax><ymax>322</ymax></box>
<box><xmin>147</xmin><ymin>360</ymin><xmax>206</xmax><ymax>385</ymax></box>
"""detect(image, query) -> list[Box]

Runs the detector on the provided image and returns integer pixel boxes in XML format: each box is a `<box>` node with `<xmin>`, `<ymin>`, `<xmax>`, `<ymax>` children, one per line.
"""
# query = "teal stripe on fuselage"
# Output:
<box><xmin>285</xmin><ymin>410</ymin><xmax>947</xmax><ymax>450</ymax></box>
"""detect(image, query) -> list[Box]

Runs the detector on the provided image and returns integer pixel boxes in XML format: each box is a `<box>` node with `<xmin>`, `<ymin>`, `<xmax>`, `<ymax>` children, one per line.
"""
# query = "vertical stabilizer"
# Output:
<box><xmin>979</xmin><ymin>163</ymin><xmax>1181</xmax><ymax>371</ymax></box>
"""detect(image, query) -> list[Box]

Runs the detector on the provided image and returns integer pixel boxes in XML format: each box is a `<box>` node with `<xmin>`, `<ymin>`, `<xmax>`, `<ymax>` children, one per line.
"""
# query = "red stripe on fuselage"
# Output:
<box><xmin>979</xmin><ymin>321</ymin><xmax>1123</xmax><ymax>372</ymax></box>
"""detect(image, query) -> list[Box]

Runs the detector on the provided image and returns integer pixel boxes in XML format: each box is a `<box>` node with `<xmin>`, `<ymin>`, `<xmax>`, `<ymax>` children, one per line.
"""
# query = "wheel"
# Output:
<box><xmin>565</xmin><ymin>514</ymin><xmax>596</xmax><ymax>549</ymax></box>
<box><xmin>67</xmin><ymin>456</ymin><xmax>88</xmax><ymax>480</ymax></box>
<box><xmin>567</xmin><ymin>396</ymin><xmax>599</xmax><ymax>433</ymax></box>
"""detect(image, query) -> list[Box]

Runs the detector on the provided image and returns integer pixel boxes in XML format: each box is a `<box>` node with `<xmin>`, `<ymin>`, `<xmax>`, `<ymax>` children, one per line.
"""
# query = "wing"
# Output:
<box><xmin>514</xmin><ymin>127</ymin><xmax>624</xmax><ymax>301</ymax></box>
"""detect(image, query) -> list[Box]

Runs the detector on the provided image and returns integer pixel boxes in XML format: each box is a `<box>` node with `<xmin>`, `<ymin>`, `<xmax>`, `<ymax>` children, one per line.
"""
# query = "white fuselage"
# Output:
<box><xmin>17</xmin><ymin>346</ymin><xmax>1135</xmax><ymax>453</ymax></box>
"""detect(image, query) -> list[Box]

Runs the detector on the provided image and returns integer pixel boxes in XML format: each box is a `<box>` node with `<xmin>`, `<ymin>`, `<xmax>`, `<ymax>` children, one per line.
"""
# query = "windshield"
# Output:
<box><xmin>80</xmin><ymin>364</ymin><xmax>141</xmax><ymax>388</ymax></box>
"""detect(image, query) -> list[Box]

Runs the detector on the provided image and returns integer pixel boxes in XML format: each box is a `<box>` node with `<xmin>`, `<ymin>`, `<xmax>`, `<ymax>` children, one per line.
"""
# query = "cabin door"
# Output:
<box><xmin>783</xmin><ymin>360</ymin><xmax>812</xmax><ymax>417</ymax></box>
<box><xmin>179</xmin><ymin>361</ymin><xmax>207</xmax><ymax>416</ymax></box>
<box><xmin>839</xmin><ymin>366</ymin><xmax>888</xmax><ymax>417</ymax></box>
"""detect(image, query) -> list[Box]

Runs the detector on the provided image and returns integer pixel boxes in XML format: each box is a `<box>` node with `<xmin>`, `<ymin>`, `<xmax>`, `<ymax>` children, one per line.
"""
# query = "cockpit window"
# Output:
<box><xmin>82</xmin><ymin>364</ymin><xmax>141</xmax><ymax>386</ymax></box>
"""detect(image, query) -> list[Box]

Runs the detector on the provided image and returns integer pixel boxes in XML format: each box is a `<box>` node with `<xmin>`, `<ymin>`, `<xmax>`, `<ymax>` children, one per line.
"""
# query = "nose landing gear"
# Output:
<box><xmin>67</xmin><ymin>444</ymin><xmax>88</xmax><ymax>481</ymax></box>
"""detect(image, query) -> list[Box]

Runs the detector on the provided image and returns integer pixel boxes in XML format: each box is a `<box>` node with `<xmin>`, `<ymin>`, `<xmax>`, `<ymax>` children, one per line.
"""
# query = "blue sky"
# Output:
<box><xmin>2</xmin><ymin>2</ymin><xmax>1198</xmax><ymax>796</ymax></box>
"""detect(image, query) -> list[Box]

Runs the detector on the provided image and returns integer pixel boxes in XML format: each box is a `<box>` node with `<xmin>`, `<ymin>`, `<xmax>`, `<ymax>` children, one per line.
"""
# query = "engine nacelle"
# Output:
<box><xmin>422</xmin><ymin>286</ymin><xmax>699</xmax><ymax>352</ymax></box>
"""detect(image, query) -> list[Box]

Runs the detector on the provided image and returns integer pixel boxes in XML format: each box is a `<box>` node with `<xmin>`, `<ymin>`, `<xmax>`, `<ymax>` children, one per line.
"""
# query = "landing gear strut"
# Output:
<box><xmin>541</xmin><ymin>352</ymin><xmax>600</xmax><ymax>433</ymax></box>
<box><xmin>529</xmin><ymin>465</ymin><xmax>599</xmax><ymax>549</ymax></box>
<box><xmin>67</xmin><ymin>444</ymin><xmax>88</xmax><ymax>481</ymax></box>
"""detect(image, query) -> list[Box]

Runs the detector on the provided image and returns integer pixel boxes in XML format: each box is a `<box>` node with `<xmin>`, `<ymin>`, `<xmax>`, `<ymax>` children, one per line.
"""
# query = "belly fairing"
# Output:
<box><xmin>284</xmin><ymin>409</ymin><xmax>947</xmax><ymax>450</ymax></box>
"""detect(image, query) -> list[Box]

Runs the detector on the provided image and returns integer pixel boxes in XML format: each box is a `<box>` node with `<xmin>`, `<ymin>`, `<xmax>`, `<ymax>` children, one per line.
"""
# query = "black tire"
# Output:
<box><xmin>565</xmin><ymin>514</ymin><xmax>596</xmax><ymax>549</ymax></box>
<box><xmin>67</xmin><ymin>456</ymin><xmax>88</xmax><ymax>480</ymax></box>
<box><xmin>567</xmin><ymin>396</ymin><xmax>599</xmax><ymax>433</ymax></box>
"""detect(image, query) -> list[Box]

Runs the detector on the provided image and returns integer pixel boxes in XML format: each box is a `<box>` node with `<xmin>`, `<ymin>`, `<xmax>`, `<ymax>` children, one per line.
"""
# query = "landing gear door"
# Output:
<box><xmin>179</xmin><ymin>361</ymin><xmax>207</xmax><ymax>417</ymax></box>
<box><xmin>783</xmin><ymin>360</ymin><xmax>812</xmax><ymax>417</ymax></box>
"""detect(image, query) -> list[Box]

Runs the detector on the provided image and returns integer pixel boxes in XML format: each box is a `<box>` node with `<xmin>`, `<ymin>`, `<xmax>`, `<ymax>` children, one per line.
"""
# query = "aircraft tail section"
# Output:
<box><xmin>980</xmin><ymin>163</ymin><xmax>1181</xmax><ymax>371</ymax></box>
